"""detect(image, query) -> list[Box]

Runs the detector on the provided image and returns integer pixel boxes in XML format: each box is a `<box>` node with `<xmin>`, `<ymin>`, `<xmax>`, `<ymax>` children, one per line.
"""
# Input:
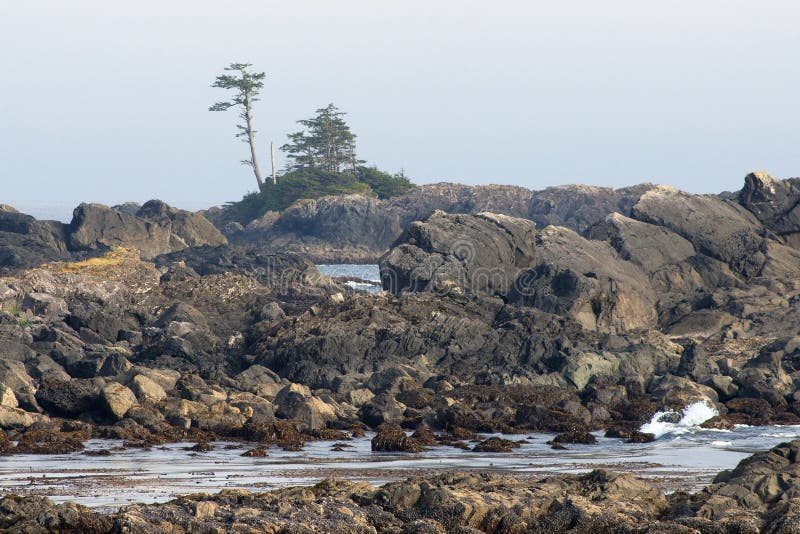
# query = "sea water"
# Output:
<box><xmin>2</xmin><ymin>402</ymin><xmax>799</xmax><ymax>510</ymax></box>
<box><xmin>317</xmin><ymin>264</ymin><xmax>382</xmax><ymax>292</ymax></box>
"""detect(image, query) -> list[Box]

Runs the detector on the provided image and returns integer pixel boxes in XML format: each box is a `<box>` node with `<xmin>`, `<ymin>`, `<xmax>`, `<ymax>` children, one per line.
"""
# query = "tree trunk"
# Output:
<box><xmin>245</xmin><ymin>93</ymin><xmax>264</xmax><ymax>191</ymax></box>
<box><xmin>271</xmin><ymin>141</ymin><xmax>277</xmax><ymax>184</ymax></box>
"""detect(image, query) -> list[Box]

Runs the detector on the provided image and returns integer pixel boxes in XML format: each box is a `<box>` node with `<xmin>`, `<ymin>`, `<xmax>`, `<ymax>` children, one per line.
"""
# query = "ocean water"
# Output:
<box><xmin>2</xmin><ymin>403</ymin><xmax>799</xmax><ymax>510</ymax></box>
<box><xmin>317</xmin><ymin>264</ymin><xmax>382</xmax><ymax>292</ymax></box>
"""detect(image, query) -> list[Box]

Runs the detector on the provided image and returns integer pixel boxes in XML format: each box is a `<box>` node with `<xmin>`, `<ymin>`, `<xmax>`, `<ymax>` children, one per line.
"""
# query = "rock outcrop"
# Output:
<box><xmin>68</xmin><ymin>201</ymin><xmax>226</xmax><ymax>259</ymax></box>
<box><xmin>2</xmin><ymin>173</ymin><xmax>800</xmax><ymax>511</ymax></box>
<box><xmin>0</xmin><ymin>208</ymin><xmax>69</xmax><ymax>273</ymax></box>
<box><xmin>738</xmin><ymin>171</ymin><xmax>800</xmax><ymax>245</ymax></box>
<box><xmin>224</xmin><ymin>182</ymin><xmax>653</xmax><ymax>262</ymax></box>
<box><xmin>509</xmin><ymin>225</ymin><xmax>658</xmax><ymax>332</ymax></box>
<box><xmin>380</xmin><ymin>210</ymin><xmax>537</xmax><ymax>297</ymax></box>
<box><xmin>631</xmin><ymin>186</ymin><xmax>767</xmax><ymax>278</ymax></box>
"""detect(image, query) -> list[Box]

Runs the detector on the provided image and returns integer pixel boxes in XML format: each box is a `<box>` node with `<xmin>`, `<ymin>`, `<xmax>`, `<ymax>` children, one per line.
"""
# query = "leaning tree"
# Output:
<box><xmin>209</xmin><ymin>63</ymin><xmax>267</xmax><ymax>191</ymax></box>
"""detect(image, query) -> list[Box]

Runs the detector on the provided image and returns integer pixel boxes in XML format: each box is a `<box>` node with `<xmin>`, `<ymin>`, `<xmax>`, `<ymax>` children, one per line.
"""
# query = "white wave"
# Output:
<box><xmin>711</xmin><ymin>440</ymin><xmax>733</xmax><ymax>447</ymax></box>
<box><xmin>639</xmin><ymin>401</ymin><xmax>719</xmax><ymax>439</ymax></box>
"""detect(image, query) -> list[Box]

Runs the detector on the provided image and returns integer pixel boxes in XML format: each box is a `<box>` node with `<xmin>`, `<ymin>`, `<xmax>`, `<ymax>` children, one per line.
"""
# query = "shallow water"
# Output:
<box><xmin>4</xmin><ymin>412</ymin><xmax>800</xmax><ymax>511</ymax></box>
<box><xmin>317</xmin><ymin>264</ymin><xmax>382</xmax><ymax>292</ymax></box>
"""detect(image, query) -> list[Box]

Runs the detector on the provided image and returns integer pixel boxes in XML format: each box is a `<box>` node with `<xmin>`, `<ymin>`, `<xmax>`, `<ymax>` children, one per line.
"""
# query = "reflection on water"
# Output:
<box><xmin>3</xmin><ymin>423</ymin><xmax>800</xmax><ymax>511</ymax></box>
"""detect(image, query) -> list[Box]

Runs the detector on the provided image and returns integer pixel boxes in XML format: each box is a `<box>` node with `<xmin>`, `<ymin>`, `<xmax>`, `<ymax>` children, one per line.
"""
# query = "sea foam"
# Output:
<box><xmin>639</xmin><ymin>401</ymin><xmax>719</xmax><ymax>439</ymax></box>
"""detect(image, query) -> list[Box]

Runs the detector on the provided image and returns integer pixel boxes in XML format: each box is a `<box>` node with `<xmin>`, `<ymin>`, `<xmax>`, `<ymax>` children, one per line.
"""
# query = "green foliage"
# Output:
<box><xmin>223</xmin><ymin>167</ymin><xmax>416</xmax><ymax>224</ymax></box>
<box><xmin>356</xmin><ymin>166</ymin><xmax>415</xmax><ymax>199</ymax></box>
<box><xmin>258</xmin><ymin>168</ymin><xmax>371</xmax><ymax>211</ymax></box>
<box><xmin>281</xmin><ymin>104</ymin><xmax>363</xmax><ymax>174</ymax></box>
<box><xmin>210</xmin><ymin>62</ymin><xmax>267</xmax><ymax>188</ymax></box>
<box><xmin>8</xmin><ymin>306</ymin><xmax>30</xmax><ymax>327</ymax></box>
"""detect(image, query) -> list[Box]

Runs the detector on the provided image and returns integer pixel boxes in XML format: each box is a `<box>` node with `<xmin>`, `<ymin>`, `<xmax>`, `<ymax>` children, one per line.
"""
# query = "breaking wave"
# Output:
<box><xmin>639</xmin><ymin>401</ymin><xmax>719</xmax><ymax>439</ymax></box>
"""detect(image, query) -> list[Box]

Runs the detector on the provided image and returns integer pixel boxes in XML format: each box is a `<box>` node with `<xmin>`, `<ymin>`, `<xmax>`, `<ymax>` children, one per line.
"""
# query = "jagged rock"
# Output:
<box><xmin>560</xmin><ymin>352</ymin><xmax>621</xmax><ymax>391</ymax></box>
<box><xmin>0</xmin><ymin>360</ymin><xmax>37</xmax><ymax>411</ymax></box>
<box><xmin>131</xmin><ymin>374</ymin><xmax>167</xmax><ymax>402</ymax></box>
<box><xmin>235</xmin><ymin>364</ymin><xmax>283</xmax><ymax>398</ymax></box>
<box><xmin>101</xmin><ymin>382</ymin><xmax>138</xmax><ymax>421</ymax></box>
<box><xmin>35</xmin><ymin>378</ymin><xmax>102</xmax><ymax>418</ymax></box>
<box><xmin>508</xmin><ymin>225</ymin><xmax>658</xmax><ymax>332</ymax></box>
<box><xmin>736</xmin><ymin>347</ymin><xmax>793</xmax><ymax>405</ymax></box>
<box><xmin>155</xmin><ymin>302</ymin><xmax>208</xmax><ymax>329</ymax></box>
<box><xmin>676</xmin><ymin>342</ymin><xmax>719</xmax><ymax>383</ymax></box>
<box><xmin>528</xmin><ymin>183</ymin><xmax>653</xmax><ymax>233</ymax></box>
<box><xmin>0</xmin><ymin>385</ymin><xmax>17</xmax><ymax>408</ymax></box>
<box><xmin>0</xmin><ymin>209</ymin><xmax>69</xmax><ymax>273</ymax></box>
<box><xmin>0</xmin><ymin>406</ymin><xmax>49</xmax><ymax>429</ymax></box>
<box><xmin>132</xmin><ymin>367</ymin><xmax>180</xmax><ymax>392</ymax></box>
<box><xmin>98</xmin><ymin>352</ymin><xmax>132</xmax><ymax>377</ymax></box>
<box><xmin>347</xmin><ymin>388</ymin><xmax>375</xmax><ymax>407</ymax></box>
<box><xmin>0</xmin><ymin>495</ymin><xmax>112</xmax><ymax>532</ymax></box>
<box><xmin>738</xmin><ymin>171</ymin><xmax>800</xmax><ymax>240</ymax></box>
<box><xmin>647</xmin><ymin>375</ymin><xmax>718</xmax><ymax>409</ymax></box>
<box><xmin>585</xmin><ymin>212</ymin><xmax>696</xmax><ymax>273</ymax></box>
<box><xmin>359</xmin><ymin>394</ymin><xmax>407</xmax><ymax>427</ymax></box>
<box><xmin>380</xmin><ymin>210</ymin><xmax>537</xmax><ymax>297</ymax></box>
<box><xmin>112</xmin><ymin>202</ymin><xmax>141</xmax><ymax>215</ymax></box>
<box><xmin>365</xmin><ymin>367</ymin><xmax>419</xmax><ymax>396</ymax></box>
<box><xmin>274</xmin><ymin>383</ymin><xmax>335</xmax><ymax>430</ymax></box>
<box><xmin>632</xmin><ymin>186</ymin><xmax>767</xmax><ymax>278</ymax></box>
<box><xmin>229</xmin><ymin>182</ymin><xmax>650</xmax><ymax>262</ymax></box>
<box><xmin>153</xmin><ymin>245</ymin><xmax>327</xmax><ymax>287</ymax></box>
<box><xmin>21</xmin><ymin>292</ymin><xmax>68</xmax><ymax>318</ymax></box>
<box><xmin>67</xmin><ymin>201</ymin><xmax>225</xmax><ymax>259</ymax></box>
<box><xmin>136</xmin><ymin>199</ymin><xmax>226</xmax><ymax>249</ymax></box>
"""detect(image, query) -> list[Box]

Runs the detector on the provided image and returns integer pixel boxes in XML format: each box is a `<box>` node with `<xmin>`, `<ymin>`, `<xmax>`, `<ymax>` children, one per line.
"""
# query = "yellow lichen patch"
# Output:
<box><xmin>44</xmin><ymin>248</ymin><xmax>142</xmax><ymax>277</ymax></box>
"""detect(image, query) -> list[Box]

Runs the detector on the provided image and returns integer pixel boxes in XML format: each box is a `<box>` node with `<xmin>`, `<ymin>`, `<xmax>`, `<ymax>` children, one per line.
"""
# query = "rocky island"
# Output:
<box><xmin>2</xmin><ymin>172</ymin><xmax>800</xmax><ymax>532</ymax></box>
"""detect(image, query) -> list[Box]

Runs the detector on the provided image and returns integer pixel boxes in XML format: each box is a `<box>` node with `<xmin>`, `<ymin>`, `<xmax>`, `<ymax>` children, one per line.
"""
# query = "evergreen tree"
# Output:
<box><xmin>210</xmin><ymin>63</ymin><xmax>267</xmax><ymax>191</ymax></box>
<box><xmin>281</xmin><ymin>104</ymin><xmax>363</xmax><ymax>174</ymax></box>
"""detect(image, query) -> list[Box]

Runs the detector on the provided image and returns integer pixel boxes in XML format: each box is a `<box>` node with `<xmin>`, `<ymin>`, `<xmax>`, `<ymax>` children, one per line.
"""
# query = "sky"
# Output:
<box><xmin>1</xmin><ymin>1</ymin><xmax>799</xmax><ymax>220</ymax></box>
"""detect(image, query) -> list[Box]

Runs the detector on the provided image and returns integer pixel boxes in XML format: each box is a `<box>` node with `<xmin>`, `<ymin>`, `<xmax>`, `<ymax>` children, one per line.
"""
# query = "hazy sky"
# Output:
<box><xmin>2</xmin><ymin>1</ymin><xmax>799</xmax><ymax>219</ymax></box>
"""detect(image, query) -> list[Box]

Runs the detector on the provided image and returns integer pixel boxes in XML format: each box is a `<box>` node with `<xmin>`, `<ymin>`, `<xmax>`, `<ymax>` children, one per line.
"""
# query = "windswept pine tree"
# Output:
<box><xmin>281</xmin><ymin>104</ymin><xmax>364</xmax><ymax>174</ymax></box>
<box><xmin>210</xmin><ymin>63</ymin><xmax>267</xmax><ymax>191</ymax></box>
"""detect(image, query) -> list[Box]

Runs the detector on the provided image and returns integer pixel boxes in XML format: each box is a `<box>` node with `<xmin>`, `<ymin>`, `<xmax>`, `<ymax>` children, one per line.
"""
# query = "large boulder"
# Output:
<box><xmin>135</xmin><ymin>200</ymin><xmax>227</xmax><ymax>249</ymax></box>
<box><xmin>274</xmin><ymin>383</ymin><xmax>335</xmax><ymax>430</ymax></box>
<box><xmin>0</xmin><ymin>360</ymin><xmax>37</xmax><ymax>411</ymax></box>
<box><xmin>694</xmin><ymin>440</ymin><xmax>800</xmax><ymax>524</ymax></box>
<box><xmin>35</xmin><ymin>378</ymin><xmax>103</xmax><ymax>418</ymax></box>
<box><xmin>0</xmin><ymin>406</ymin><xmax>50</xmax><ymax>429</ymax></box>
<box><xmin>508</xmin><ymin>226</ymin><xmax>658</xmax><ymax>332</ymax></box>
<box><xmin>0</xmin><ymin>209</ymin><xmax>69</xmax><ymax>273</ymax></box>
<box><xmin>67</xmin><ymin>201</ymin><xmax>226</xmax><ymax>259</ymax></box>
<box><xmin>380</xmin><ymin>210</ymin><xmax>537</xmax><ymax>297</ymax></box>
<box><xmin>130</xmin><ymin>374</ymin><xmax>167</xmax><ymax>402</ymax></box>
<box><xmin>631</xmin><ymin>186</ymin><xmax>767</xmax><ymax>278</ymax></box>
<box><xmin>235</xmin><ymin>365</ymin><xmax>283</xmax><ymax>398</ymax></box>
<box><xmin>101</xmin><ymin>382</ymin><xmax>138</xmax><ymax>421</ymax></box>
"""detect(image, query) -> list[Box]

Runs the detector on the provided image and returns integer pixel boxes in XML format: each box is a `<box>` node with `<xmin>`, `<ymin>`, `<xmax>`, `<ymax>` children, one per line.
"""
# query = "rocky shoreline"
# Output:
<box><xmin>2</xmin><ymin>171</ymin><xmax>800</xmax><ymax>531</ymax></box>
<box><xmin>4</xmin><ymin>439</ymin><xmax>800</xmax><ymax>532</ymax></box>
